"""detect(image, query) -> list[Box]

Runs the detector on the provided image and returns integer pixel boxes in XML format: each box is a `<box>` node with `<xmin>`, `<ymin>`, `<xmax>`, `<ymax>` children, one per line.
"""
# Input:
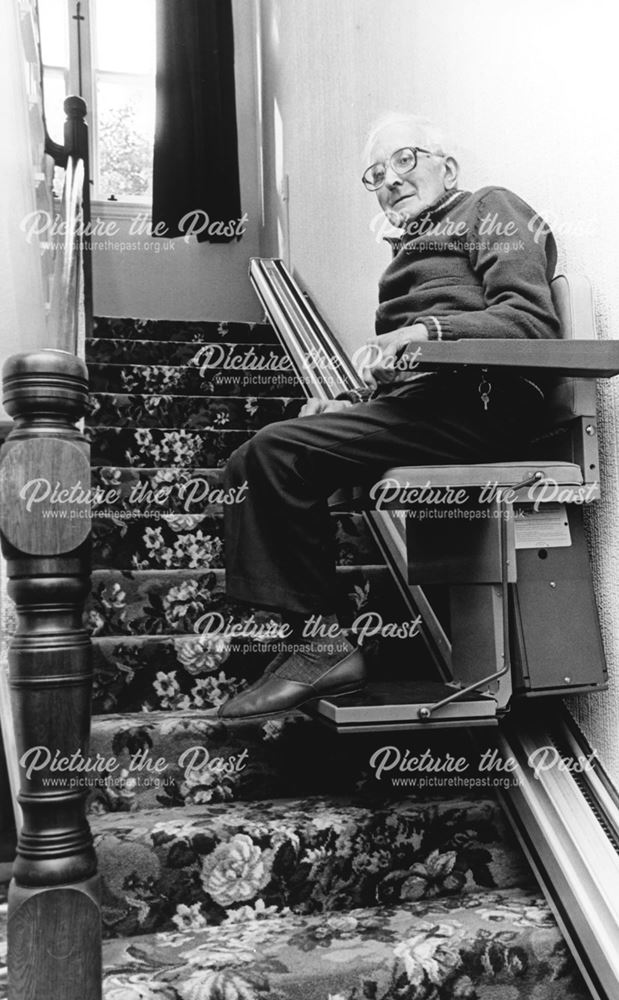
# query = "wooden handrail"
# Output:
<box><xmin>0</xmin><ymin>350</ymin><xmax>101</xmax><ymax>1000</ymax></box>
<box><xmin>47</xmin><ymin>96</ymin><xmax>93</xmax><ymax>356</ymax></box>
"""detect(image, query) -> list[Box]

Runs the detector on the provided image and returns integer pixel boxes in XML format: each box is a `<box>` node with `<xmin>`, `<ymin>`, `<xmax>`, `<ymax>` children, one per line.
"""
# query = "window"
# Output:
<box><xmin>38</xmin><ymin>0</ymin><xmax>156</xmax><ymax>204</ymax></box>
<box><xmin>39</xmin><ymin>0</ymin><xmax>71</xmax><ymax>147</ymax></box>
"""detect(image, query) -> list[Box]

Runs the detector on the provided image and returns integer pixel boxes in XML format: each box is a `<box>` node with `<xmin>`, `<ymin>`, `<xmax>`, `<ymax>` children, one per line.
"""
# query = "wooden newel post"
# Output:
<box><xmin>0</xmin><ymin>351</ymin><xmax>101</xmax><ymax>1000</ymax></box>
<box><xmin>63</xmin><ymin>96</ymin><xmax>89</xmax><ymax>165</ymax></box>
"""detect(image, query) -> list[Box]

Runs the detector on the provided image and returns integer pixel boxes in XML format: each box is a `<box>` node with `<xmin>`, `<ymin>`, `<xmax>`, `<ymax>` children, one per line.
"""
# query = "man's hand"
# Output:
<box><xmin>354</xmin><ymin>324</ymin><xmax>429</xmax><ymax>389</ymax></box>
<box><xmin>298</xmin><ymin>399</ymin><xmax>354</xmax><ymax>418</ymax></box>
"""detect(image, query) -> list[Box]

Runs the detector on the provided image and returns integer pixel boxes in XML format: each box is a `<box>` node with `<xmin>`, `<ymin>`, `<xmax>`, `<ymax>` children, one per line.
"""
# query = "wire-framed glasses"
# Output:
<box><xmin>362</xmin><ymin>146</ymin><xmax>443</xmax><ymax>191</ymax></box>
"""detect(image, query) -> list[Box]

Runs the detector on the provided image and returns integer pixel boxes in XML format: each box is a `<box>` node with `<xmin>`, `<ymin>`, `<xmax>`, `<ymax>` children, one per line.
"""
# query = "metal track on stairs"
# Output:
<box><xmin>249</xmin><ymin>255</ymin><xmax>619</xmax><ymax>1000</ymax></box>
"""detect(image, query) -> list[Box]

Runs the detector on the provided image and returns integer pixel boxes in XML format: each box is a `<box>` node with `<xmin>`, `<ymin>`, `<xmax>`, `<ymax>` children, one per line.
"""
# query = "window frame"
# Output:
<box><xmin>41</xmin><ymin>0</ymin><xmax>155</xmax><ymax>211</ymax></box>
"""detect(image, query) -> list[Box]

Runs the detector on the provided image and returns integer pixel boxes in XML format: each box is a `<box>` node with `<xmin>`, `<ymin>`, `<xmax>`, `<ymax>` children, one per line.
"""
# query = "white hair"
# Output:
<box><xmin>362</xmin><ymin>112</ymin><xmax>451</xmax><ymax>166</ymax></box>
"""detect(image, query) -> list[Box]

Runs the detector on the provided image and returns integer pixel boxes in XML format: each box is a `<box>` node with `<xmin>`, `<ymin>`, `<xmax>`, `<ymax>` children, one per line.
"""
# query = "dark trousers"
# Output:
<box><xmin>224</xmin><ymin>374</ymin><xmax>544</xmax><ymax>614</ymax></box>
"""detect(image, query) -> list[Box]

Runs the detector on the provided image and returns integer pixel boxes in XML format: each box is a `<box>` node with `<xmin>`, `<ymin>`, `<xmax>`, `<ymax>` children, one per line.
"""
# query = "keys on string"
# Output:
<box><xmin>478</xmin><ymin>372</ymin><xmax>492</xmax><ymax>411</ymax></box>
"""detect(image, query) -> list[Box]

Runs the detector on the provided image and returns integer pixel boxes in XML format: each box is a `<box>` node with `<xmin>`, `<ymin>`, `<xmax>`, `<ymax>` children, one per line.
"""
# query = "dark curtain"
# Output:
<box><xmin>152</xmin><ymin>0</ymin><xmax>242</xmax><ymax>243</ymax></box>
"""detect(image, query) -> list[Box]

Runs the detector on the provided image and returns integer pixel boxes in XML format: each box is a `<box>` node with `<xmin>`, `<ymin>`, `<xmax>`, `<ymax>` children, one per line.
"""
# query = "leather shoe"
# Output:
<box><xmin>228</xmin><ymin>649</ymin><xmax>290</xmax><ymax>703</ymax></box>
<box><xmin>218</xmin><ymin>647</ymin><xmax>367</xmax><ymax>720</ymax></box>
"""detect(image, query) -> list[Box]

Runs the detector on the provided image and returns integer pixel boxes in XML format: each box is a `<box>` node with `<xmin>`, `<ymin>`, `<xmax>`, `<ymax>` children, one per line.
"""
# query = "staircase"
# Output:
<box><xmin>0</xmin><ymin>315</ymin><xmax>592</xmax><ymax>999</ymax></box>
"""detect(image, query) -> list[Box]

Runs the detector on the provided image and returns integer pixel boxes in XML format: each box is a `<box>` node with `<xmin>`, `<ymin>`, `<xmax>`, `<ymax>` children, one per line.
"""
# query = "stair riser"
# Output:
<box><xmin>87</xmin><ymin>339</ymin><xmax>289</xmax><ymax>367</ymax></box>
<box><xmin>89</xmin><ymin>394</ymin><xmax>303</xmax><ymax>431</ymax></box>
<box><xmin>88</xmin><ymin>426</ymin><xmax>252</xmax><ymax>469</ymax></box>
<box><xmin>91</xmin><ymin>511</ymin><xmax>380</xmax><ymax>569</ymax></box>
<box><xmin>93</xmin><ymin>317</ymin><xmax>279</xmax><ymax>344</ymax></box>
<box><xmin>88</xmin><ymin>362</ymin><xmax>305</xmax><ymax>397</ymax></box>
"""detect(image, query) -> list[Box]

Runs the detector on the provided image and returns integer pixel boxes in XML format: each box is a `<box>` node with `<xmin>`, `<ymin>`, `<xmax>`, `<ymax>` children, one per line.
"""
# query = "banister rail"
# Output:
<box><xmin>0</xmin><ymin>351</ymin><xmax>101</xmax><ymax>1000</ymax></box>
<box><xmin>46</xmin><ymin>96</ymin><xmax>93</xmax><ymax>357</ymax></box>
<box><xmin>48</xmin><ymin>155</ymin><xmax>85</xmax><ymax>355</ymax></box>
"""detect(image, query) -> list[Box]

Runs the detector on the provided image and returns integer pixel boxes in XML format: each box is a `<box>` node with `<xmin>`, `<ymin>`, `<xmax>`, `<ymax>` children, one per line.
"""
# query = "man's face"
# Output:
<box><xmin>369</xmin><ymin>123</ymin><xmax>454</xmax><ymax>226</ymax></box>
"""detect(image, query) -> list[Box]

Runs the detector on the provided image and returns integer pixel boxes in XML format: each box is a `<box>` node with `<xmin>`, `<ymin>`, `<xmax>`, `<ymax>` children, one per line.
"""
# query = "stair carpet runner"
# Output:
<box><xmin>0</xmin><ymin>317</ymin><xmax>591</xmax><ymax>1000</ymax></box>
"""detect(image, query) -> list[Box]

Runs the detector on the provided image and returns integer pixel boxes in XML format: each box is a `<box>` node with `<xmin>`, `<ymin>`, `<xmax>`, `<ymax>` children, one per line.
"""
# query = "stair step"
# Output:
<box><xmin>86</xmin><ymin>565</ymin><xmax>401</xmax><ymax>638</ymax></box>
<box><xmin>91</xmin><ymin>510</ymin><xmax>380</xmax><ymax>570</ymax></box>
<box><xmin>0</xmin><ymin>888</ymin><xmax>590</xmax><ymax>1000</ymax></box>
<box><xmin>88</xmin><ymin>425</ymin><xmax>253</xmax><ymax>469</ymax></box>
<box><xmin>92</xmin><ymin>316</ymin><xmax>280</xmax><ymax>344</ymax></box>
<box><xmin>88</xmin><ymin>393</ymin><xmax>303</xmax><ymax>431</ymax></box>
<box><xmin>87</xmin><ymin>710</ymin><xmax>513</xmax><ymax>810</ymax></box>
<box><xmin>87</xmin><ymin>361</ymin><xmax>305</xmax><ymax>397</ymax></box>
<box><xmin>97</xmin><ymin>888</ymin><xmax>588</xmax><ymax>1000</ymax></box>
<box><xmin>90</xmin><ymin>796</ymin><xmax>533</xmax><ymax>940</ymax></box>
<box><xmin>86</xmin><ymin>337</ymin><xmax>289</xmax><ymax>368</ymax></box>
<box><xmin>88</xmin><ymin>708</ymin><xmax>327</xmax><ymax>805</ymax></box>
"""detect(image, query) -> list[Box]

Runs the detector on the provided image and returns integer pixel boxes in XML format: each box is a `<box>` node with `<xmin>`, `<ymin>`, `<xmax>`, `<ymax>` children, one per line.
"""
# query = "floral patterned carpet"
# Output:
<box><xmin>92</xmin><ymin>794</ymin><xmax>533</xmax><ymax>939</ymax></box>
<box><xmin>0</xmin><ymin>316</ymin><xmax>591</xmax><ymax>999</ymax></box>
<box><xmin>0</xmin><ymin>889</ymin><xmax>590</xmax><ymax>1000</ymax></box>
<box><xmin>85</xmin><ymin>316</ymin><xmax>433</xmax><ymax>718</ymax></box>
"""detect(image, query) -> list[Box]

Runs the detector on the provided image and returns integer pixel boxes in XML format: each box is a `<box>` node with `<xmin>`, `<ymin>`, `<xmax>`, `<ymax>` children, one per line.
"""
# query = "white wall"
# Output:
<box><xmin>92</xmin><ymin>0</ymin><xmax>265</xmax><ymax>323</ymax></box>
<box><xmin>259</xmin><ymin>0</ymin><xmax>619</xmax><ymax>777</ymax></box>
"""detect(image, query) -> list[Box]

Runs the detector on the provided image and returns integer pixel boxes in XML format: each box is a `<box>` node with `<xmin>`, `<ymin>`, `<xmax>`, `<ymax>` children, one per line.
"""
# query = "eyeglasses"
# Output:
<box><xmin>362</xmin><ymin>146</ymin><xmax>443</xmax><ymax>191</ymax></box>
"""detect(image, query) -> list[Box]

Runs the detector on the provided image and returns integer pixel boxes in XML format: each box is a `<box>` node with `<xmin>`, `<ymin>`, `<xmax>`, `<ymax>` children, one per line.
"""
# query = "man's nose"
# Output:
<box><xmin>384</xmin><ymin>164</ymin><xmax>403</xmax><ymax>187</ymax></box>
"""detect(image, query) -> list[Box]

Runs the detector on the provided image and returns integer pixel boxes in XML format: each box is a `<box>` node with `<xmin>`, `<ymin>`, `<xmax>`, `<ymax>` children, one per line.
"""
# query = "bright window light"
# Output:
<box><xmin>38</xmin><ymin>0</ymin><xmax>156</xmax><ymax>203</ymax></box>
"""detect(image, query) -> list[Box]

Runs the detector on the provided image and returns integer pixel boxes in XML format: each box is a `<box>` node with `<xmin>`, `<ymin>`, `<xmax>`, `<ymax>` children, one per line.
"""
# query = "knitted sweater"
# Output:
<box><xmin>375</xmin><ymin>186</ymin><xmax>560</xmax><ymax>342</ymax></box>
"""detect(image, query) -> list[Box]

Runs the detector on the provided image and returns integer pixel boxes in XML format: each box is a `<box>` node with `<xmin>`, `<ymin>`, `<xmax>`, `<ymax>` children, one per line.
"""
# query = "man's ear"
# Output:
<box><xmin>442</xmin><ymin>156</ymin><xmax>459</xmax><ymax>190</ymax></box>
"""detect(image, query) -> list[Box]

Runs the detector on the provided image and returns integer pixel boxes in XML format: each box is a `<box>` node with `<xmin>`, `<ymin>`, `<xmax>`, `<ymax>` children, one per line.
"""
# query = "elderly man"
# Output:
<box><xmin>219</xmin><ymin>112</ymin><xmax>559</xmax><ymax>720</ymax></box>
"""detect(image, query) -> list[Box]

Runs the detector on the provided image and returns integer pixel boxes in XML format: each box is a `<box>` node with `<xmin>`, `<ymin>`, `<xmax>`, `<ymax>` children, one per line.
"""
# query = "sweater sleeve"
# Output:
<box><xmin>417</xmin><ymin>188</ymin><xmax>561</xmax><ymax>341</ymax></box>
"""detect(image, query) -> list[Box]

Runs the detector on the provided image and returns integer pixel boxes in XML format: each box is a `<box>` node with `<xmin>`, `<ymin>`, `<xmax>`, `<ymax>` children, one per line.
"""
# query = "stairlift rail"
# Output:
<box><xmin>249</xmin><ymin>256</ymin><xmax>453</xmax><ymax>675</ymax></box>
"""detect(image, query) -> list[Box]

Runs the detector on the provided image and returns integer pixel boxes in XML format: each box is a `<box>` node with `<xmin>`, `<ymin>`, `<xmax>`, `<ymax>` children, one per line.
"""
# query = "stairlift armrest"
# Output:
<box><xmin>399</xmin><ymin>339</ymin><xmax>619</xmax><ymax>378</ymax></box>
